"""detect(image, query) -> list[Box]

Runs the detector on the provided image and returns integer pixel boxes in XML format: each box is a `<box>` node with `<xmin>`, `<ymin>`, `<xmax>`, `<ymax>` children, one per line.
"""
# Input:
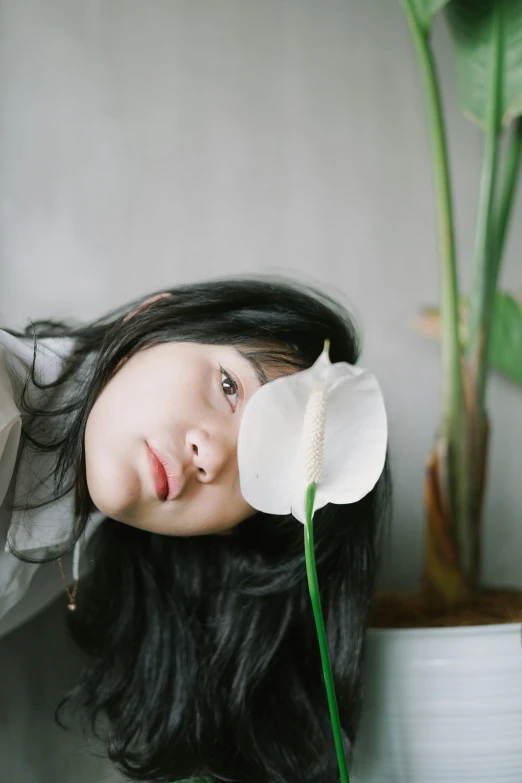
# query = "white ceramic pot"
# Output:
<box><xmin>351</xmin><ymin>622</ymin><xmax>522</xmax><ymax>782</ymax></box>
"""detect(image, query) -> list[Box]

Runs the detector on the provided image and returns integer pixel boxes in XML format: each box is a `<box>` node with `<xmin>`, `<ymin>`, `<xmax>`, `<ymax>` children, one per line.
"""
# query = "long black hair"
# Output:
<box><xmin>8</xmin><ymin>276</ymin><xmax>391</xmax><ymax>783</ymax></box>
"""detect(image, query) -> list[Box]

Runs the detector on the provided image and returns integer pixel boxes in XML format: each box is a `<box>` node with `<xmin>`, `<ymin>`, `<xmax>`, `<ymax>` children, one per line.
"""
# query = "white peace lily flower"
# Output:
<box><xmin>238</xmin><ymin>343</ymin><xmax>388</xmax><ymax>523</ymax></box>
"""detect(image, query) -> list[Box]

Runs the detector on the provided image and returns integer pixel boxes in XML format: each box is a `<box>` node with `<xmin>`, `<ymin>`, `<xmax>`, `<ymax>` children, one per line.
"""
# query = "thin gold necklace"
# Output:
<box><xmin>57</xmin><ymin>557</ymin><xmax>78</xmax><ymax>611</ymax></box>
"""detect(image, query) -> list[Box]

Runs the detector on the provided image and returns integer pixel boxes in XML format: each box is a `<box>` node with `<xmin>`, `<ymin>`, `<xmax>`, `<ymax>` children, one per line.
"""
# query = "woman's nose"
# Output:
<box><xmin>185</xmin><ymin>429</ymin><xmax>231</xmax><ymax>482</ymax></box>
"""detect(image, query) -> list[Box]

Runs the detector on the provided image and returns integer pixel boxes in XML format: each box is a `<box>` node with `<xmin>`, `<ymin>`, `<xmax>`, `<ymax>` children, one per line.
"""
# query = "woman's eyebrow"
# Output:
<box><xmin>235</xmin><ymin>350</ymin><xmax>268</xmax><ymax>386</ymax></box>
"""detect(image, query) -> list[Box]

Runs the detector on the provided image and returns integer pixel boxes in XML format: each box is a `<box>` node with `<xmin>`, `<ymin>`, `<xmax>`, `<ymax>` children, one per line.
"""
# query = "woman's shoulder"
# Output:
<box><xmin>0</xmin><ymin>341</ymin><xmax>23</xmax><ymax>509</ymax></box>
<box><xmin>0</xmin><ymin>329</ymin><xmax>75</xmax><ymax>378</ymax></box>
<box><xmin>0</xmin><ymin>329</ymin><xmax>75</xmax><ymax>508</ymax></box>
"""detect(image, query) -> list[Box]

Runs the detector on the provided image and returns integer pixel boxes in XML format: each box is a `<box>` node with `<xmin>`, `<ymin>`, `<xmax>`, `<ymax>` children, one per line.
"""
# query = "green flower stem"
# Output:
<box><xmin>304</xmin><ymin>484</ymin><xmax>350</xmax><ymax>783</ymax></box>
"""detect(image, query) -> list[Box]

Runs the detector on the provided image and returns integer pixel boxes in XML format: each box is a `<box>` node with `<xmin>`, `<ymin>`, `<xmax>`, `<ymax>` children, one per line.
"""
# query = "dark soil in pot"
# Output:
<box><xmin>370</xmin><ymin>588</ymin><xmax>522</xmax><ymax>629</ymax></box>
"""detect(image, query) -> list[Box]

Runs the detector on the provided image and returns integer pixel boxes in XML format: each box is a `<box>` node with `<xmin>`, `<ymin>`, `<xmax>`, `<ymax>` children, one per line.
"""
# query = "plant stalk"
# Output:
<box><xmin>304</xmin><ymin>484</ymin><xmax>350</xmax><ymax>783</ymax></box>
<box><xmin>495</xmin><ymin>116</ymin><xmax>522</xmax><ymax>283</ymax></box>
<box><xmin>400</xmin><ymin>0</ymin><xmax>468</xmax><ymax>575</ymax></box>
<box><xmin>466</xmin><ymin>5</ymin><xmax>503</xmax><ymax>420</ymax></box>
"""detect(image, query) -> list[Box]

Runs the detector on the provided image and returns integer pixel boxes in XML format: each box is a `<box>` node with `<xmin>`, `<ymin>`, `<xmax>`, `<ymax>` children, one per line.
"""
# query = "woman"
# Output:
<box><xmin>0</xmin><ymin>276</ymin><xmax>391</xmax><ymax>783</ymax></box>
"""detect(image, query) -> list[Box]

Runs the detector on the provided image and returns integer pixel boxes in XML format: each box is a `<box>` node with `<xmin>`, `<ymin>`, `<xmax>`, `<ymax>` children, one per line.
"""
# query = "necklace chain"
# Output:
<box><xmin>57</xmin><ymin>557</ymin><xmax>78</xmax><ymax>611</ymax></box>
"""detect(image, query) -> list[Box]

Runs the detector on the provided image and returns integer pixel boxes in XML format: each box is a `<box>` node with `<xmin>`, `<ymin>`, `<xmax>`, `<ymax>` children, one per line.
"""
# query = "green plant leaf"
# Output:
<box><xmin>488</xmin><ymin>292</ymin><xmax>522</xmax><ymax>385</ymax></box>
<box><xmin>446</xmin><ymin>0</ymin><xmax>522</xmax><ymax>129</ymax></box>
<box><xmin>416</xmin><ymin>291</ymin><xmax>522</xmax><ymax>386</ymax></box>
<box><xmin>410</xmin><ymin>0</ymin><xmax>452</xmax><ymax>31</ymax></box>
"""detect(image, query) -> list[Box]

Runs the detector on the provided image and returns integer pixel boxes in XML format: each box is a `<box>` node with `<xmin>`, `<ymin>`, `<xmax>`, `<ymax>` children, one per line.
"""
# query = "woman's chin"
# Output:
<box><xmin>86</xmin><ymin>482</ymin><xmax>144</xmax><ymax>526</ymax></box>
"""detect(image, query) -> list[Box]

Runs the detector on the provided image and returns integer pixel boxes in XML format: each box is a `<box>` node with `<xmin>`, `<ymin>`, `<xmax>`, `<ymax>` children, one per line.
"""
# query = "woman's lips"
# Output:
<box><xmin>145</xmin><ymin>442</ymin><xmax>185</xmax><ymax>501</ymax></box>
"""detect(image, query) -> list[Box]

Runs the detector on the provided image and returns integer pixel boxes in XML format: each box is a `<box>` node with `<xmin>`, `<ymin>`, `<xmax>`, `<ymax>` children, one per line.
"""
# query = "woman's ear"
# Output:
<box><xmin>123</xmin><ymin>292</ymin><xmax>172</xmax><ymax>322</ymax></box>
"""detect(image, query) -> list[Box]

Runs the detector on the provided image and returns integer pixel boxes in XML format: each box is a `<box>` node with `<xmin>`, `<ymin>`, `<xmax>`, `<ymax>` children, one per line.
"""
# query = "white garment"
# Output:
<box><xmin>0</xmin><ymin>330</ymin><xmax>103</xmax><ymax>639</ymax></box>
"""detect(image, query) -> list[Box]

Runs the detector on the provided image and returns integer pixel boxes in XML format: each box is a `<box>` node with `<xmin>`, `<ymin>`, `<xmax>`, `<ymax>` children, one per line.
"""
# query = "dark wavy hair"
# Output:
<box><xmin>8</xmin><ymin>276</ymin><xmax>391</xmax><ymax>783</ymax></box>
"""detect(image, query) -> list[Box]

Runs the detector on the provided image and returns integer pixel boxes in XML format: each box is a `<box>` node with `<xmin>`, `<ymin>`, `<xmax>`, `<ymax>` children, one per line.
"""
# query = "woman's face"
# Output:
<box><xmin>84</xmin><ymin>342</ymin><xmax>265</xmax><ymax>536</ymax></box>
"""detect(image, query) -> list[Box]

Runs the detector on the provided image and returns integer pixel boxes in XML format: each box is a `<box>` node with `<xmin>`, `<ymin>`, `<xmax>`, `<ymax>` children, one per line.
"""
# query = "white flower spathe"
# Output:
<box><xmin>238</xmin><ymin>346</ymin><xmax>388</xmax><ymax>523</ymax></box>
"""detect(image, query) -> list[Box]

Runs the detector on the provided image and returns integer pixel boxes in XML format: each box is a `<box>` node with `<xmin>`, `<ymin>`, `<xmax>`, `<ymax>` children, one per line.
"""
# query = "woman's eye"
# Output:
<box><xmin>220</xmin><ymin>367</ymin><xmax>239</xmax><ymax>410</ymax></box>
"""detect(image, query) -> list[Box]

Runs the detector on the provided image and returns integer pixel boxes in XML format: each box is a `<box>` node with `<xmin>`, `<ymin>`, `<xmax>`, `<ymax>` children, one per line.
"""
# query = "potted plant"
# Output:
<box><xmin>352</xmin><ymin>2</ymin><xmax>522</xmax><ymax>781</ymax></box>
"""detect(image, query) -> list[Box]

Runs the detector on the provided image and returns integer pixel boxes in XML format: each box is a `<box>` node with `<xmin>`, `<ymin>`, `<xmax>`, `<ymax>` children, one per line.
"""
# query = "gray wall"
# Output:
<box><xmin>2</xmin><ymin>0</ymin><xmax>521</xmax><ymax>592</ymax></box>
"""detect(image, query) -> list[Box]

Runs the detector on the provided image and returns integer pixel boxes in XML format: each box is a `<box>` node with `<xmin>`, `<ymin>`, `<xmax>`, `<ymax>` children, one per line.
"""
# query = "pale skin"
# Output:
<box><xmin>84</xmin><ymin>340</ymin><xmax>264</xmax><ymax>536</ymax></box>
